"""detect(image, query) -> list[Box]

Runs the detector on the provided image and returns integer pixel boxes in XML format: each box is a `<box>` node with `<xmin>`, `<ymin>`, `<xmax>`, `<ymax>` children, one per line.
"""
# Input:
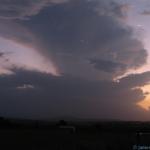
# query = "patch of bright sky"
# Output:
<box><xmin>0</xmin><ymin>37</ymin><xmax>59</xmax><ymax>76</ymax></box>
<box><xmin>137</xmin><ymin>84</ymin><xmax>150</xmax><ymax>111</ymax></box>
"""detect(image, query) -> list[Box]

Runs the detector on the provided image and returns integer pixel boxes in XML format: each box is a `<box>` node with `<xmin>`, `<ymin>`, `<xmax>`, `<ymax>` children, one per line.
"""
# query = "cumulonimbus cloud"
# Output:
<box><xmin>17</xmin><ymin>0</ymin><xmax>146</xmax><ymax>79</ymax></box>
<box><xmin>0</xmin><ymin>0</ymin><xmax>149</xmax><ymax>121</ymax></box>
<box><xmin>0</xmin><ymin>0</ymin><xmax>148</xmax><ymax>80</ymax></box>
<box><xmin>0</xmin><ymin>0</ymin><xmax>68</xmax><ymax>20</ymax></box>
<box><xmin>141</xmin><ymin>10</ymin><xmax>150</xmax><ymax>15</ymax></box>
<box><xmin>0</xmin><ymin>69</ymin><xmax>149</xmax><ymax>120</ymax></box>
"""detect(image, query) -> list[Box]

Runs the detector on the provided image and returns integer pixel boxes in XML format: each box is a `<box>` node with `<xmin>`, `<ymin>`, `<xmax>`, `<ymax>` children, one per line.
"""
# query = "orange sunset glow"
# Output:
<box><xmin>138</xmin><ymin>84</ymin><xmax>150</xmax><ymax>111</ymax></box>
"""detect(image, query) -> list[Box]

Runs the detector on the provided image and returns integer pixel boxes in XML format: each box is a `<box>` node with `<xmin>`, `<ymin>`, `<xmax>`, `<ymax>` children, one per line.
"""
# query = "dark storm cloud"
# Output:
<box><xmin>110</xmin><ymin>2</ymin><xmax>130</xmax><ymax>18</ymax></box>
<box><xmin>141</xmin><ymin>10</ymin><xmax>150</xmax><ymax>15</ymax></box>
<box><xmin>0</xmin><ymin>0</ymin><xmax>147</xmax><ymax>79</ymax></box>
<box><xmin>0</xmin><ymin>0</ymin><xmax>68</xmax><ymax>20</ymax></box>
<box><xmin>96</xmin><ymin>1</ymin><xmax>130</xmax><ymax>19</ymax></box>
<box><xmin>0</xmin><ymin>51</ymin><xmax>9</xmax><ymax>62</ymax></box>
<box><xmin>0</xmin><ymin>0</ymin><xmax>149</xmax><ymax>121</ymax></box>
<box><xmin>12</xmin><ymin>0</ymin><xmax>147</xmax><ymax>78</ymax></box>
<box><xmin>90</xmin><ymin>59</ymin><xmax>127</xmax><ymax>73</ymax></box>
<box><xmin>0</xmin><ymin>52</ymin><xmax>5</xmax><ymax>57</ymax></box>
<box><xmin>0</xmin><ymin>69</ymin><xmax>149</xmax><ymax>120</ymax></box>
<box><xmin>119</xmin><ymin>71</ymin><xmax>150</xmax><ymax>88</ymax></box>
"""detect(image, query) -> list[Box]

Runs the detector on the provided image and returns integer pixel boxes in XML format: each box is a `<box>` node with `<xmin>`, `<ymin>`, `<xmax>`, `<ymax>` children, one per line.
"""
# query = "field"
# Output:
<box><xmin>0</xmin><ymin>120</ymin><xmax>150</xmax><ymax>150</ymax></box>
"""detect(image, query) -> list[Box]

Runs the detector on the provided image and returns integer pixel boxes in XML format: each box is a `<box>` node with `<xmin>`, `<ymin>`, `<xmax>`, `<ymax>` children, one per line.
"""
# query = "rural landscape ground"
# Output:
<box><xmin>1</xmin><ymin>118</ymin><xmax>150</xmax><ymax>150</ymax></box>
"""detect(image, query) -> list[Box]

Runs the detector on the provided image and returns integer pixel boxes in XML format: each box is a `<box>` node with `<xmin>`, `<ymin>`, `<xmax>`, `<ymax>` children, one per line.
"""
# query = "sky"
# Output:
<box><xmin>0</xmin><ymin>0</ymin><xmax>150</xmax><ymax>120</ymax></box>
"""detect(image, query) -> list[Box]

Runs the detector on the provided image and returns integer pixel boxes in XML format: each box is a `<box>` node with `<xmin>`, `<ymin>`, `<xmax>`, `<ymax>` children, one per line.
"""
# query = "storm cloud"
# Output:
<box><xmin>0</xmin><ymin>0</ymin><xmax>68</xmax><ymax>20</ymax></box>
<box><xmin>0</xmin><ymin>69</ymin><xmax>149</xmax><ymax>120</ymax></box>
<box><xmin>0</xmin><ymin>0</ymin><xmax>147</xmax><ymax>79</ymax></box>
<box><xmin>141</xmin><ymin>10</ymin><xmax>150</xmax><ymax>16</ymax></box>
<box><xmin>0</xmin><ymin>0</ymin><xmax>149</xmax><ymax>120</ymax></box>
<box><xmin>16</xmin><ymin>0</ymin><xmax>147</xmax><ymax>78</ymax></box>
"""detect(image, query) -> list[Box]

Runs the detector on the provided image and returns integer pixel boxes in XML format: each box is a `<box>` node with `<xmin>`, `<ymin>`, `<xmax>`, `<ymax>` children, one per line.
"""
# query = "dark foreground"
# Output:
<box><xmin>1</xmin><ymin>119</ymin><xmax>150</xmax><ymax>150</ymax></box>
